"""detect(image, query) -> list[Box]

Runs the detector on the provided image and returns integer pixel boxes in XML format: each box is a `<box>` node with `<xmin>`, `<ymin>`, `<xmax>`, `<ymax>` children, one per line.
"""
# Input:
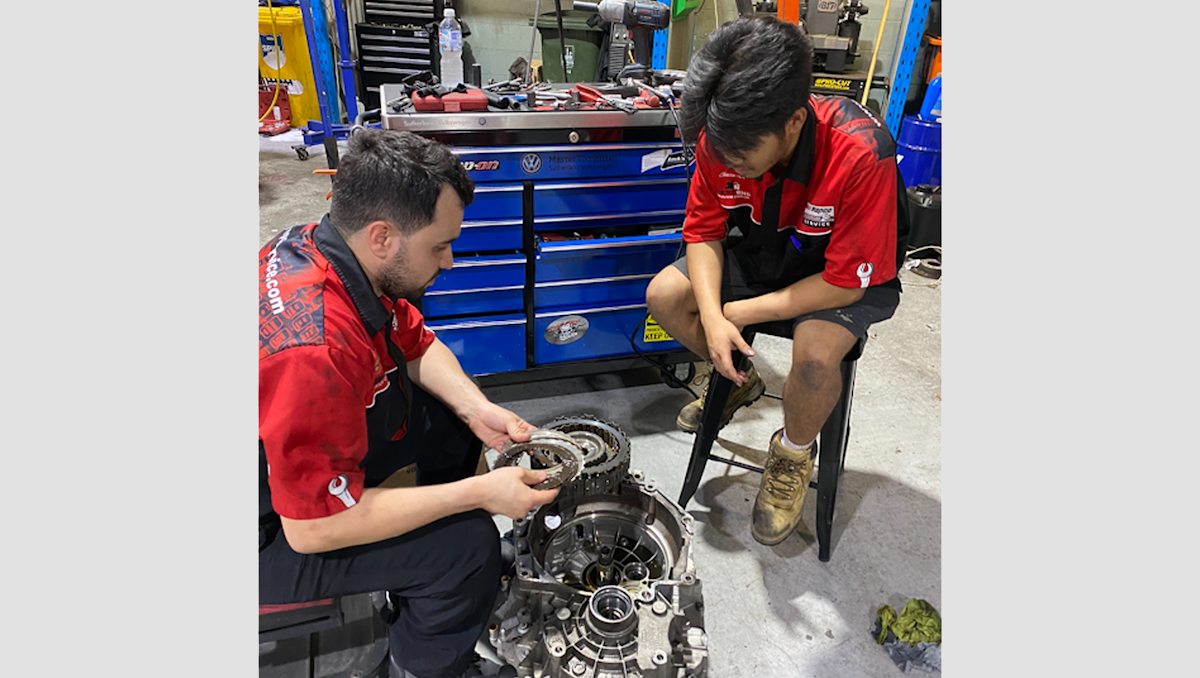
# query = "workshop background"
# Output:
<box><xmin>260</xmin><ymin>0</ymin><xmax>942</xmax><ymax>676</ymax></box>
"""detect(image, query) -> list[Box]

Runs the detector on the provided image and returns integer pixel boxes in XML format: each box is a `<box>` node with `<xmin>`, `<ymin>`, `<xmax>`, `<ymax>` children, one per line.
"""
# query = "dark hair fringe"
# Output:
<box><xmin>681</xmin><ymin>15</ymin><xmax>813</xmax><ymax>160</ymax></box>
<box><xmin>329</xmin><ymin>129</ymin><xmax>475</xmax><ymax>236</ymax></box>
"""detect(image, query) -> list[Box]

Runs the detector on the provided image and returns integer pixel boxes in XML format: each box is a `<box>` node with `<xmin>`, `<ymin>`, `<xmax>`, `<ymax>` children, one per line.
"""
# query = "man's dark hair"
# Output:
<box><xmin>680</xmin><ymin>15</ymin><xmax>813</xmax><ymax>163</ymax></box>
<box><xmin>329</xmin><ymin>129</ymin><xmax>474</xmax><ymax>237</ymax></box>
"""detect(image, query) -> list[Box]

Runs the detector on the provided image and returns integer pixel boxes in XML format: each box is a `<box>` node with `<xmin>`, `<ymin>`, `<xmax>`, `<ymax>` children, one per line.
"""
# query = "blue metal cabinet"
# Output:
<box><xmin>389</xmin><ymin>106</ymin><xmax>696</xmax><ymax>379</ymax></box>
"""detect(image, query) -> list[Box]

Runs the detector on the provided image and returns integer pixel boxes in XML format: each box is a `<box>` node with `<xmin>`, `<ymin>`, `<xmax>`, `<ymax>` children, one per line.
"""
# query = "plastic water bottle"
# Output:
<box><xmin>439</xmin><ymin>8</ymin><xmax>464</xmax><ymax>89</ymax></box>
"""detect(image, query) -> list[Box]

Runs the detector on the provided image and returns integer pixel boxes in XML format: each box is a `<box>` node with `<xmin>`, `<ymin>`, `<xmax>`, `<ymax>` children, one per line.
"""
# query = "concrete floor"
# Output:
<box><xmin>260</xmin><ymin>131</ymin><xmax>942</xmax><ymax>677</ymax></box>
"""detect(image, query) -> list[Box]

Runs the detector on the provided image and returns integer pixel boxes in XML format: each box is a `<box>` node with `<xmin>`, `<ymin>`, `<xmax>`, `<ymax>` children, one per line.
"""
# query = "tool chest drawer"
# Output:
<box><xmin>356</xmin><ymin>23</ymin><xmax>436</xmax><ymax>110</ymax></box>
<box><xmin>362</xmin><ymin>1</ymin><xmax>439</xmax><ymax>27</ymax></box>
<box><xmin>463</xmin><ymin>184</ymin><xmax>524</xmax><ymax>222</ymax></box>
<box><xmin>422</xmin><ymin>255</ymin><xmax>526</xmax><ymax>319</ymax></box>
<box><xmin>535</xmin><ymin>273</ymin><xmax>656</xmax><ymax>308</ymax></box>
<box><xmin>534</xmin><ymin>232</ymin><xmax>682</xmax><ymax>284</ymax></box>
<box><xmin>455</xmin><ymin>219</ymin><xmax>523</xmax><ymax>253</ymax></box>
<box><xmin>533</xmin><ymin>303</ymin><xmax>683</xmax><ymax>365</ymax></box>
<box><xmin>532</xmin><ymin>178</ymin><xmax>688</xmax><ymax>231</ymax></box>
<box><xmin>426</xmin><ymin>314</ymin><xmax>526</xmax><ymax>376</ymax></box>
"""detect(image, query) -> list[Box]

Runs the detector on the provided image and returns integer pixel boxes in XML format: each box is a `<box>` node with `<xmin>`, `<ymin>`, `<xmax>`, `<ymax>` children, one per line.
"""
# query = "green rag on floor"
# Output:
<box><xmin>876</xmin><ymin>599</ymin><xmax>941</xmax><ymax>645</ymax></box>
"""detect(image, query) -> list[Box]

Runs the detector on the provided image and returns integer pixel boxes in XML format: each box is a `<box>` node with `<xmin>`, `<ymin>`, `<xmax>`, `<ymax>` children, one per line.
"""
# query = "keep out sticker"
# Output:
<box><xmin>545</xmin><ymin>315</ymin><xmax>589</xmax><ymax>345</ymax></box>
<box><xmin>643</xmin><ymin>315</ymin><xmax>675</xmax><ymax>343</ymax></box>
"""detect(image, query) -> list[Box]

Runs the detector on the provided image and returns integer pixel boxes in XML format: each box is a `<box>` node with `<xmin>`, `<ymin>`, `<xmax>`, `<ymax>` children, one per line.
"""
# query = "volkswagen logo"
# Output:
<box><xmin>521</xmin><ymin>153</ymin><xmax>542</xmax><ymax>175</ymax></box>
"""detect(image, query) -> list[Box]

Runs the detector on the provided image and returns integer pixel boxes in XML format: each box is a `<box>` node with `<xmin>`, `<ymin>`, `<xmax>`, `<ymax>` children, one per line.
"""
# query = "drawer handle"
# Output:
<box><xmin>534</xmin><ymin>178</ymin><xmax>689</xmax><ymax>191</ymax></box>
<box><xmin>534</xmin><ymin>210</ymin><xmax>685</xmax><ymax>227</ymax></box>
<box><xmin>535</xmin><ymin>273</ymin><xmax>655</xmax><ymax>288</ymax></box>
<box><xmin>364</xmin><ymin>66</ymin><xmax>429</xmax><ymax>74</ymax></box>
<box><xmin>538</xmin><ymin>234</ymin><xmax>683</xmax><ymax>252</ymax></box>
<box><xmin>426</xmin><ymin>284</ymin><xmax>525</xmax><ymax>296</ymax></box>
<box><xmin>449</xmin><ymin>258</ymin><xmax>527</xmax><ymax>268</ymax></box>
<box><xmin>535</xmin><ymin>303</ymin><xmax>647</xmax><ymax>318</ymax></box>
<box><xmin>428</xmin><ymin>318</ymin><xmax>526</xmax><ymax>331</ymax></box>
<box><xmin>472</xmin><ymin>185</ymin><xmax>524</xmax><ymax>193</ymax></box>
<box><xmin>461</xmin><ymin>219</ymin><xmax>523</xmax><ymax>229</ymax></box>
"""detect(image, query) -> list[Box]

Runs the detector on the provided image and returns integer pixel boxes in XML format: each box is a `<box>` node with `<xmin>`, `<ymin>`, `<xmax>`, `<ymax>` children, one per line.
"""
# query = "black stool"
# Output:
<box><xmin>677</xmin><ymin>320</ymin><xmax>864</xmax><ymax>562</ymax></box>
<box><xmin>259</xmin><ymin>593</ymin><xmax>389</xmax><ymax>678</ymax></box>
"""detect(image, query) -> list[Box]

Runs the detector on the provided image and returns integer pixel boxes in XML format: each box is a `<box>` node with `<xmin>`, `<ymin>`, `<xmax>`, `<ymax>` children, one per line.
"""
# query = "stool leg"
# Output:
<box><xmin>677</xmin><ymin>352</ymin><xmax>746</xmax><ymax>507</ymax></box>
<box><xmin>815</xmin><ymin>358</ymin><xmax>857</xmax><ymax>562</ymax></box>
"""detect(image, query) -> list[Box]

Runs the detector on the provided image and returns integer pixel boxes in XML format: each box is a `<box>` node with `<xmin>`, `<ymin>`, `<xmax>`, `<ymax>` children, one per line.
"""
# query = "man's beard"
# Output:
<box><xmin>376</xmin><ymin>247</ymin><xmax>434</xmax><ymax>305</ymax></box>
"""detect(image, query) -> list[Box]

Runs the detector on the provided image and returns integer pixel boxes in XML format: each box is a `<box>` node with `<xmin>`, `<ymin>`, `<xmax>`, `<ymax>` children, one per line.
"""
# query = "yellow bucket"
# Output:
<box><xmin>258</xmin><ymin>6</ymin><xmax>321</xmax><ymax>128</ymax></box>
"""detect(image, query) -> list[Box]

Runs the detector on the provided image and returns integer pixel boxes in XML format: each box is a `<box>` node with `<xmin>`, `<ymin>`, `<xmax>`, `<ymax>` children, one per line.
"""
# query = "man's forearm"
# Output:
<box><xmin>280</xmin><ymin>480</ymin><xmax>483</xmax><ymax>554</ymax></box>
<box><xmin>686</xmin><ymin>241</ymin><xmax>726</xmax><ymax>322</ymax></box>
<box><xmin>730</xmin><ymin>272</ymin><xmax>866</xmax><ymax>327</ymax></box>
<box><xmin>407</xmin><ymin>338</ymin><xmax>490</xmax><ymax>424</ymax></box>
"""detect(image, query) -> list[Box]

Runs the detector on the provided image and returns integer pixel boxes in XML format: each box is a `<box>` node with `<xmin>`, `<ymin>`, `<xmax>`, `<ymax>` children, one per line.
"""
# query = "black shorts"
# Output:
<box><xmin>670</xmin><ymin>252</ymin><xmax>901</xmax><ymax>339</ymax></box>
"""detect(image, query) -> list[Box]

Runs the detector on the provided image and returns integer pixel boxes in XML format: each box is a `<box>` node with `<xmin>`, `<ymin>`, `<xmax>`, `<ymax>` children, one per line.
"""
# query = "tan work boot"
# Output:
<box><xmin>676</xmin><ymin>362</ymin><xmax>765</xmax><ymax>433</ymax></box>
<box><xmin>751</xmin><ymin>429</ymin><xmax>817</xmax><ymax>546</ymax></box>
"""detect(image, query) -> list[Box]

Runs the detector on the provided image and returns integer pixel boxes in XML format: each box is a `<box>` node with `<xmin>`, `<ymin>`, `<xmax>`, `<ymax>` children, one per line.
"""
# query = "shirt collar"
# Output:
<box><xmin>783</xmin><ymin>100</ymin><xmax>817</xmax><ymax>186</ymax></box>
<box><xmin>313</xmin><ymin>215</ymin><xmax>392</xmax><ymax>335</ymax></box>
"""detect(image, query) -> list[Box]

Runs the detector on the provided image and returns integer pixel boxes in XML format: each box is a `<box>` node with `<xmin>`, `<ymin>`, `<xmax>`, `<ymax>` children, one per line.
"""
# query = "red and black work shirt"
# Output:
<box><xmin>259</xmin><ymin>216</ymin><xmax>436</xmax><ymax>523</ymax></box>
<box><xmin>683</xmin><ymin>94</ymin><xmax>909</xmax><ymax>290</ymax></box>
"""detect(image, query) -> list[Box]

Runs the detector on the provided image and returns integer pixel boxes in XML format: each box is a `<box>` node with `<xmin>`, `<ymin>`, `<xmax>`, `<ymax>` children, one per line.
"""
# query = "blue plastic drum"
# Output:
<box><xmin>896</xmin><ymin>114</ymin><xmax>941</xmax><ymax>187</ymax></box>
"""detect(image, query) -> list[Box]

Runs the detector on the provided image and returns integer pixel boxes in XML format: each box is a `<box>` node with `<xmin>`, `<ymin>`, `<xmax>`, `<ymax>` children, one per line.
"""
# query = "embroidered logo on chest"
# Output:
<box><xmin>717</xmin><ymin>179</ymin><xmax>753</xmax><ymax>201</ymax></box>
<box><xmin>803</xmin><ymin>203</ymin><xmax>836</xmax><ymax>229</ymax></box>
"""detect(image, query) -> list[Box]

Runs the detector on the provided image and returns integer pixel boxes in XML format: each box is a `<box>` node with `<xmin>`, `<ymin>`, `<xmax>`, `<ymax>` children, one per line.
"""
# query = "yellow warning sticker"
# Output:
<box><xmin>643</xmin><ymin>315</ymin><xmax>675</xmax><ymax>343</ymax></box>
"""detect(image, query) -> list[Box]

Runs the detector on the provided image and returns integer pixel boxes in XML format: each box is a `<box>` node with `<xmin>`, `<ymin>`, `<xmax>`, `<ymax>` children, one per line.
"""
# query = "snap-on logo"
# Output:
<box><xmin>856</xmin><ymin>262</ymin><xmax>874</xmax><ymax>288</ymax></box>
<box><xmin>521</xmin><ymin>153</ymin><xmax>542</xmax><ymax>174</ymax></box>
<box><xmin>461</xmin><ymin>160</ymin><xmax>499</xmax><ymax>171</ymax></box>
<box><xmin>803</xmin><ymin>203</ymin><xmax>835</xmax><ymax>229</ymax></box>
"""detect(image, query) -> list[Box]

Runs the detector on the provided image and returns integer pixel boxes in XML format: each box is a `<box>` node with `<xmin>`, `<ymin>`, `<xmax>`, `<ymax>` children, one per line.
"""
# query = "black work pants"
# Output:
<box><xmin>260</xmin><ymin>385</ymin><xmax>500</xmax><ymax>678</ymax></box>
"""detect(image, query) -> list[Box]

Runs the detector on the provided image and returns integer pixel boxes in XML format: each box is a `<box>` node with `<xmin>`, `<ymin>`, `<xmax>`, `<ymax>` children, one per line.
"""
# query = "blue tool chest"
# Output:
<box><xmin>387</xmin><ymin>104</ymin><xmax>695</xmax><ymax>378</ymax></box>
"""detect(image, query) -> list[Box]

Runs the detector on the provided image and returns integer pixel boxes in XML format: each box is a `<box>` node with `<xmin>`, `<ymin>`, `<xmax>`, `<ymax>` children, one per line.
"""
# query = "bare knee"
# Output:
<box><xmin>791</xmin><ymin>358</ymin><xmax>836</xmax><ymax>391</ymax></box>
<box><xmin>646</xmin><ymin>267</ymin><xmax>695</xmax><ymax>320</ymax></box>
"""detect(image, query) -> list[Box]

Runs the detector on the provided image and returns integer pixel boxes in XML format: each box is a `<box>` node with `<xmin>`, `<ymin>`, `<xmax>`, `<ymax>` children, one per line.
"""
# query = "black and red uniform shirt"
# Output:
<box><xmin>684</xmin><ymin>94</ymin><xmax>908</xmax><ymax>290</ymax></box>
<box><xmin>259</xmin><ymin>216</ymin><xmax>436</xmax><ymax>523</ymax></box>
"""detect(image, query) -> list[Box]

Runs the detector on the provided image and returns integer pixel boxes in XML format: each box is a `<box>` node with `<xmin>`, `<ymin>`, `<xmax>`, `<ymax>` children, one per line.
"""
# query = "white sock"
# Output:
<box><xmin>780</xmin><ymin>431</ymin><xmax>815</xmax><ymax>451</ymax></box>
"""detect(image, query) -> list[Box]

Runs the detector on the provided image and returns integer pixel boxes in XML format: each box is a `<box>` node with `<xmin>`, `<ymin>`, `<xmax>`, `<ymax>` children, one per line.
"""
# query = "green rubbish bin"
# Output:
<box><xmin>530</xmin><ymin>10</ymin><xmax>606</xmax><ymax>83</ymax></box>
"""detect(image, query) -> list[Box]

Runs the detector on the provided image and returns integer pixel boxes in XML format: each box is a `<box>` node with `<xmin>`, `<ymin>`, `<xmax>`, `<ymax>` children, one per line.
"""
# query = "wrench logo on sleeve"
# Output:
<box><xmin>328</xmin><ymin>474</ymin><xmax>357</xmax><ymax>508</ymax></box>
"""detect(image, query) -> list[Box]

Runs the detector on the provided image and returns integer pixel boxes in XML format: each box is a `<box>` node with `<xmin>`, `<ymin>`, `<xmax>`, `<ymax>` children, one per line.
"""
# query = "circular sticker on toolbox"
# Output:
<box><xmin>545</xmin><ymin>315</ymin><xmax>589</xmax><ymax>345</ymax></box>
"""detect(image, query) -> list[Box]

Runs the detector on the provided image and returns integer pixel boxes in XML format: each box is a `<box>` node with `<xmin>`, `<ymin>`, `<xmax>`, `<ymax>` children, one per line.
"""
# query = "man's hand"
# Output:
<box><xmin>468</xmin><ymin>402</ymin><xmax>535</xmax><ymax>451</ymax></box>
<box><xmin>473</xmin><ymin>467</ymin><xmax>561</xmax><ymax>518</ymax></box>
<box><xmin>704</xmin><ymin>313</ymin><xmax>755</xmax><ymax>386</ymax></box>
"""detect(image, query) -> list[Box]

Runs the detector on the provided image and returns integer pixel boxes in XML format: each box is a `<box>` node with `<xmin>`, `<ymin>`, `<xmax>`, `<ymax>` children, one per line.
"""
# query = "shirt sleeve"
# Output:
<box><xmin>682</xmin><ymin>135</ymin><xmax>731</xmax><ymax>244</ymax></box>
<box><xmin>822</xmin><ymin>153</ymin><xmax>899</xmax><ymax>289</ymax></box>
<box><xmin>390</xmin><ymin>299</ymin><xmax>437</xmax><ymax>360</ymax></box>
<box><xmin>259</xmin><ymin>344</ymin><xmax>370</xmax><ymax>520</ymax></box>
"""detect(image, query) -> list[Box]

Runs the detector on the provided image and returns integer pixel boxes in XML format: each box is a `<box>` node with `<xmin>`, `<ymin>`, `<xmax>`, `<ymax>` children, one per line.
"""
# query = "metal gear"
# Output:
<box><xmin>542</xmin><ymin>415</ymin><xmax>630</xmax><ymax>500</ymax></box>
<box><xmin>493</xmin><ymin>429</ymin><xmax>586</xmax><ymax>490</ymax></box>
